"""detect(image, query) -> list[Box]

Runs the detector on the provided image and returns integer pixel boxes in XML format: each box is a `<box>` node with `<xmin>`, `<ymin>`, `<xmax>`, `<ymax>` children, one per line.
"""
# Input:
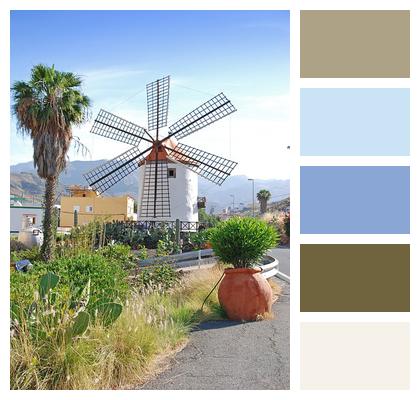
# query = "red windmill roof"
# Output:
<box><xmin>139</xmin><ymin>137</ymin><xmax>197</xmax><ymax>166</ymax></box>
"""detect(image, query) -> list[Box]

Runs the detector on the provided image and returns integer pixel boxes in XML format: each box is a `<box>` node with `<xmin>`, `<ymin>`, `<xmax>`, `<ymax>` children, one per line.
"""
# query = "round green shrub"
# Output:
<box><xmin>209</xmin><ymin>217</ymin><xmax>278</xmax><ymax>268</ymax></box>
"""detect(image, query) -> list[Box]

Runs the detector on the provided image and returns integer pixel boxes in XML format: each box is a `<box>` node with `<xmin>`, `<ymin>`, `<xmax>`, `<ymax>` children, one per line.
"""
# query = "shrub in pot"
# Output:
<box><xmin>210</xmin><ymin>217</ymin><xmax>278</xmax><ymax>321</ymax></box>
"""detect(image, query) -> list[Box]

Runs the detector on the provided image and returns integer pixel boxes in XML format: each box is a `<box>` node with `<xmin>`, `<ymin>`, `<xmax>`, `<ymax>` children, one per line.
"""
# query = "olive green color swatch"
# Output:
<box><xmin>300</xmin><ymin>10</ymin><xmax>410</xmax><ymax>78</ymax></box>
<box><xmin>300</xmin><ymin>244</ymin><xmax>410</xmax><ymax>312</ymax></box>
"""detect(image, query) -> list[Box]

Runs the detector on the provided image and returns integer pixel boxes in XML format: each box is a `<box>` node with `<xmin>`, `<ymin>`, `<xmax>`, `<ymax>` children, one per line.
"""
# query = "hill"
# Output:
<box><xmin>10</xmin><ymin>160</ymin><xmax>289</xmax><ymax>212</ymax></box>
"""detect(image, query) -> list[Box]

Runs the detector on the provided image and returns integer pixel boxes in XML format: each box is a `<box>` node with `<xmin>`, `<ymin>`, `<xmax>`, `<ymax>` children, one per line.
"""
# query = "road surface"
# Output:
<box><xmin>140</xmin><ymin>277</ymin><xmax>290</xmax><ymax>390</ymax></box>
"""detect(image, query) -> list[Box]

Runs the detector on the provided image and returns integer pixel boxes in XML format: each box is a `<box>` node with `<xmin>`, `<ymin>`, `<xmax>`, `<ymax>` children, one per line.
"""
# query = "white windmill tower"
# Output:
<box><xmin>84</xmin><ymin>76</ymin><xmax>237</xmax><ymax>226</ymax></box>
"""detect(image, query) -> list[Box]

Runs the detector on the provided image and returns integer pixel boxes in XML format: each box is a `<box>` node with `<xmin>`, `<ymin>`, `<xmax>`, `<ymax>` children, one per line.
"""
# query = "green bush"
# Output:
<box><xmin>98</xmin><ymin>243</ymin><xmax>138</xmax><ymax>269</ymax></box>
<box><xmin>134</xmin><ymin>264</ymin><xmax>180</xmax><ymax>291</ymax></box>
<box><xmin>10</xmin><ymin>245</ymin><xmax>42</xmax><ymax>263</ymax></box>
<box><xmin>10</xmin><ymin>252</ymin><xmax>129</xmax><ymax>311</ymax></box>
<box><xmin>210</xmin><ymin>217</ymin><xmax>278</xmax><ymax>268</ymax></box>
<box><xmin>189</xmin><ymin>229</ymin><xmax>212</xmax><ymax>250</ymax></box>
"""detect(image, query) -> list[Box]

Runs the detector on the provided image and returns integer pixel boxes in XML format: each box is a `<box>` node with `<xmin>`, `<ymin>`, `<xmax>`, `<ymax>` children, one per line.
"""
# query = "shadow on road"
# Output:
<box><xmin>192</xmin><ymin>319</ymin><xmax>247</xmax><ymax>332</ymax></box>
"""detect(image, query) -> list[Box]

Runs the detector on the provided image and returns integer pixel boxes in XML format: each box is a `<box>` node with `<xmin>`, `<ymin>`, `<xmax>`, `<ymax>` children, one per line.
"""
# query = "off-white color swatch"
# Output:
<box><xmin>301</xmin><ymin>323</ymin><xmax>410</xmax><ymax>389</ymax></box>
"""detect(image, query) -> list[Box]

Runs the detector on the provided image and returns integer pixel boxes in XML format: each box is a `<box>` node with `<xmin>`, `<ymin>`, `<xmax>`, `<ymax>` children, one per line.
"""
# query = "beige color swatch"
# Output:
<box><xmin>301</xmin><ymin>323</ymin><xmax>410</xmax><ymax>389</ymax></box>
<box><xmin>300</xmin><ymin>11</ymin><xmax>410</xmax><ymax>77</ymax></box>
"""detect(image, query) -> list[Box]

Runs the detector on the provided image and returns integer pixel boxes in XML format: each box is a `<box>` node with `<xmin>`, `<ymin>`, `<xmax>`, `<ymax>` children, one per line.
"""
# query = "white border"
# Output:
<box><xmin>1</xmin><ymin>0</ymin><xmax>419</xmax><ymax>399</ymax></box>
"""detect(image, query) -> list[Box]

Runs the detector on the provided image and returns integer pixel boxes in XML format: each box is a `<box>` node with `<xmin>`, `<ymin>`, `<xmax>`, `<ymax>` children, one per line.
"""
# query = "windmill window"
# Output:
<box><xmin>86</xmin><ymin>205</ymin><xmax>93</xmax><ymax>213</ymax></box>
<box><xmin>168</xmin><ymin>168</ymin><xmax>176</xmax><ymax>178</ymax></box>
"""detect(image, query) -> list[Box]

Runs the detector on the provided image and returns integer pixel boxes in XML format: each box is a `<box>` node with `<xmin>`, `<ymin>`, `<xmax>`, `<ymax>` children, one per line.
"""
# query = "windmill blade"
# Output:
<box><xmin>139</xmin><ymin>160</ymin><xmax>171</xmax><ymax>218</ymax></box>
<box><xmin>167</xmin><ymin>93</ymin><xmax>236</xmax><ymax>141</ymax></box>
<box><xmin>165</xmin><ymin>142</ymin><xmax>237</xmax><ymax>186</ymax></box>
<box><xmin>91</xmin><ymin>109</ymin><xmax>149</xmax><ymax>146</ymax></box>
<box><xmin>146</xmin><ymin>76</ymin><xmax>170</xmax><ymax>131</ymax></box>
<box><xmin>84</xmin><ymin>146</ymin><xmax>147</xmax><ymax>194</ymax></box>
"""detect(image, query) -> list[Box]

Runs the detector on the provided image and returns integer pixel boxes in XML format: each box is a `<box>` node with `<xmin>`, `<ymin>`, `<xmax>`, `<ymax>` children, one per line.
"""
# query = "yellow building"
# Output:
<box><xmin>60</xmin><ymin>186</ymin><xmax>136</xmax><ymax>227</ymax></box>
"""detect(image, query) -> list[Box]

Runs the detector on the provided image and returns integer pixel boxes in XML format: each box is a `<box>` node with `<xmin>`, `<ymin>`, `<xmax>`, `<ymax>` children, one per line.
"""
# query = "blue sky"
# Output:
<box><xmin>10</xmin><ymin>10</ymin><xmax>290</xmax><ymax>179</ymax></box>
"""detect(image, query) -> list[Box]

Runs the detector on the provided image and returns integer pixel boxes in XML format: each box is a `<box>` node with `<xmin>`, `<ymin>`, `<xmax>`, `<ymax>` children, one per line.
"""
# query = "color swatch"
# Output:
<box><xmin>301</xmin><ymin>323</ymin><xmax>410</xmax><ymax>389</ymax></box>
<box><xmin>300</xmin><ymin>88</ymin><xmax>410</xmax><ymax>156</ymax></box>
<box><xmin>300</xmin><ymin>10</ymin><xmax>410</xmax><ymax>78</ymax></box>
<box><xmin>300</xmin><ymin>166</ymin><xmax>410</xmax><ymax>234</ymax></box>
<box><xmin>300</xmin><ymin>244</ymin><xmax>410</xmax><ymax>312</ymax></box>
<box><xmin>299</xmin><ymin>8</ymin><xmax>411</xmax><ymax>390</ymax></box>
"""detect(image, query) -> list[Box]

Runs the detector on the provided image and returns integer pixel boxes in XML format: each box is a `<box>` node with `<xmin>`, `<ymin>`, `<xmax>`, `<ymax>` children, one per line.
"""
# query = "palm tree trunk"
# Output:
<box><xmin>41</xmin><ymin>176</ymin><xmax>57</xmax><ymax>261</ymax></box>
<box><xmin>261</xmin><ymin>199</ymin><xmax>267</xmax><ymax>214</ymax></box>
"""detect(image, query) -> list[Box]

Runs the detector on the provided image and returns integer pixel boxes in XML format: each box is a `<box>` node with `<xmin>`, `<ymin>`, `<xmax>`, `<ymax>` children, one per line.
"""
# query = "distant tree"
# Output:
<box><xmin>12</xmin><ymin>64</ymin><xmax>91</xmax><ymax>261</ymax></box>
<box><xmin>257</xmin><ymin>189</ymin><xmax>271</xmax><ymax>214</ymax></box>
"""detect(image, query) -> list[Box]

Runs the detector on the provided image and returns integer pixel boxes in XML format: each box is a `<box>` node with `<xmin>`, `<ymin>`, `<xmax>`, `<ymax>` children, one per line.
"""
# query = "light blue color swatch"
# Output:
<box><xmin>300</xmin><ymin>166</ymin><xmax>410</xmax><ymax>234</ymax></box>
<box><xmin>300</xmin><ymin>89</ymin><xmax>410</xmax><ymax>156</ymax></box>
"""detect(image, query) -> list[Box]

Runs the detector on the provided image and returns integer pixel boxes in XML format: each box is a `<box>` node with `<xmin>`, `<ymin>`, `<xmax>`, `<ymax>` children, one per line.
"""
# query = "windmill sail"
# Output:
<box><xmin>84</xmin><ymin>75</ymin><xmax>238</xmax><ymax>222</ymax></box>
<box><xmin>167</xmin><ymin>93</ymin><xmax>236</xmax><ymax>141</ymax></box>
<box><xmin>91</xmin><ymin>109</ymin><xmax>148</xmax><ymax>147</ymax></box>
<box><xmin>166</xmin><ymin>142</ymin><xmax>237</xmax><ymax>185</ymax></box>
<box><xmin>146</xmin><ymin>76</ymin><xmax>170</xmax><ymax>131</ymax></box>
<box><xmin>139</xmin><ymin>160</ymin><xmax>171</xmax><ymax>218</ymax></box>
<box><xmin>83</xmin><ymin>146</ymin><xmax>147</xmax><ymax>194</ymax></box>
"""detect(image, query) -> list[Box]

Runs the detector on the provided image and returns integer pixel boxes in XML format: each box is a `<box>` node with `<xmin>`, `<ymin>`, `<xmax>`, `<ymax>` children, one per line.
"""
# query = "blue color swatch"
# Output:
<box><xmin>300</xmin><ymin>89</ymin><xmax>410</xmax><ymax>156</ymax></box>
<box><xmin>300</xmin><ymin>166</ymin><xmax>410</xmax><ymax>234</ymax></box>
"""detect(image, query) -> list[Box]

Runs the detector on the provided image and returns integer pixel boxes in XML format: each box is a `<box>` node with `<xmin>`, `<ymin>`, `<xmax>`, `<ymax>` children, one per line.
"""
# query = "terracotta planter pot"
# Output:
<box><xmin>218</xmin><ymin>267</ymin><xmax>272</xmax><ymax>321</ymax></box>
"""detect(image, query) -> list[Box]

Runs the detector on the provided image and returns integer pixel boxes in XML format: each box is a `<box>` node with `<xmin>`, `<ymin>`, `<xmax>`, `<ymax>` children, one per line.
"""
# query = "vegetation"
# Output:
<box><xmin>284</xmin><ymin>212</ymin><xmax>290</xmax><ymax>239</ymax></box>
<box><xmin>188</xmin><ymin>229</ymin><xmax>213</xmax><ymax>250</ymax></box>
<box><xmin>12</xmin><ymin>64</ymin><xmax>91</xmax><ymax>261</ymax></box>
<box><xmin>134</xmin><ymin>263</ymin><xmax>181</xmax><ymax>291</ymax></box>
<box><xmin>11</xmin><ymin>245</ymin><xmax>42</xmax><ymax>264</ymax></box>
<box><xmin>10</xmin><ymin>264</ymin><xmax>225</xmax><ymax>389</ymax></box>
<box><xmin>198</xmin><ymin>208</ymin><xmax>220</xmax><ymax>228</ymax></box>
<box><xmin>257</xmin><ymin>189</ymin><xmax>271</xmax><ymax>214</ymax></box>
<box><xmin>103</xmin><ymin>221</ymin><xmax>178</xmax><ymax>250</ymax></box>
<box><xmin>210</xmin><ymin>217</ymin><xmax>278</xmax><ymax>268</ymax></box>
<box><xmin>11</xmin><ymin>252</ymin><xmax>129</xmax><ymax>311</ymax></box>
<box><xmin>260</xmin><ymin>211</ymin><xmax>290</xmax><ymax>245</ymax></box>
<box><xmin>10</xmin><ymin>239</ymin><xmax>28</xmax><ymax>252</ymax></box>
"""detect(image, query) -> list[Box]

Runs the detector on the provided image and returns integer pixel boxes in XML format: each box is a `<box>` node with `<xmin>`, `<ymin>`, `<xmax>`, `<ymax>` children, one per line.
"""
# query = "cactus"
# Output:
<box><xmin>39</xmin><ymin>272</ymin><xmax>59</xmax><ymax>298</ymax></box>
<box><xmin>71</xmin><ymin>311</ymin><xmax>90</xmax><ymax>336</ymax></box>
<box><xmin>70</xmin><ymin>279</ymin><xmax>91</xmax><ymax>312</ymax></box>
<box><xmin>96</xmin><ymin>302</ymin><xmax>123</xmax><ymax>327</ymax></box>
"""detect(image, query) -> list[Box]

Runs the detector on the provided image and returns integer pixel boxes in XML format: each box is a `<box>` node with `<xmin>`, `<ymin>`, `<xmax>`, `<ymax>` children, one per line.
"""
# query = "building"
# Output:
<box><xmin>10</xmin><ymin>203</ymin><xmax>44</xmax><ymax>233</ymax></box>
<box><xmin>60</xmin><ymin>186</ymin><xmax>136</xmax><ymax>227</ymax></box>
<box><xmin>138</xmin><ymin>138</ymin><xmax>198</xmax><ymax>223</ymax></box>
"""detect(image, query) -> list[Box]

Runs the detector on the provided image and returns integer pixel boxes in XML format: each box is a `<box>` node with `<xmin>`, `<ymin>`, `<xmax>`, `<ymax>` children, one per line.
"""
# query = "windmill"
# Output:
<box><xmin>83</xmin><ymin>76</ymin><xmax>238</xmax><ymax>223</ymax></box>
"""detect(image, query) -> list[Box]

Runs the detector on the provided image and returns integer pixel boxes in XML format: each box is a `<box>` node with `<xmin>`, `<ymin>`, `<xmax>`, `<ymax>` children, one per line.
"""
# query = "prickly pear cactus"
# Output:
<box><xmin>71</xmin><ymin>311</ymin><xmax>90</xmax><ymax>336</ymax></box>
<box><xmin>96</xmin><ymin>302</ymin><xmax>123</xmax><ymax>327</ymax></box>
<box><xmin>39</xmin><ymin>272</ymin><xmax>59</xmax><ymax>298</ymax></box>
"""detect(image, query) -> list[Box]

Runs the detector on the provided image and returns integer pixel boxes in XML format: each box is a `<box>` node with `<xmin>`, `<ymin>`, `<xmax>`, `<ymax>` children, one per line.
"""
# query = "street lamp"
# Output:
<box><xmin>248</xmin><ymin>178</ymin><xmax>255</xmax><ymax>217</ymax></box>
<box><xmin>230</xmin><ymin>194</ymin><xmax>235</xmax><ymax>215</ymax></box>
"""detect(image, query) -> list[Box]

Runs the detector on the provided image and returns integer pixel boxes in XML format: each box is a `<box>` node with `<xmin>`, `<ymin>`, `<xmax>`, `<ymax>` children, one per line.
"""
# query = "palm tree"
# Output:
<box><xmin>12</xmin><ymin>64</ymin><xmax>91</xmax><ymax>261</ymax></box>
<box><xmin>256</xmin><ymin>189</ymin><xmax>271</xmax><ymax>214</ymax></box>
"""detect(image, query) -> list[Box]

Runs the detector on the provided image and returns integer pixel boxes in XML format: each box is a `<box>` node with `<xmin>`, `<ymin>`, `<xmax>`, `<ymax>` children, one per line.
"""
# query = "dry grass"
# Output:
<box><xmin>10</xmin><ymin>265</ymin><xmax>226</xmax><ymax>390</ymax></box>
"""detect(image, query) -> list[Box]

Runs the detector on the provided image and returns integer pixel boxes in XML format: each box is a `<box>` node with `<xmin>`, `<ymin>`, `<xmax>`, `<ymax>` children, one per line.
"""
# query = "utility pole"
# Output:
<box><xmin>248</xmin><ymin>178</ymin><xmax>255</xmax><ymax>217</ymax></box>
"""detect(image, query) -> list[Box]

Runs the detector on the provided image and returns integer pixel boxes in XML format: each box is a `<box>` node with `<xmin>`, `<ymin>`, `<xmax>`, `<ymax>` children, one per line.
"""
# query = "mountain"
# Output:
<box><xmin>10</xmin><ymin>160</ymin><xmax>289</xmax><ymax>212</ymax></box>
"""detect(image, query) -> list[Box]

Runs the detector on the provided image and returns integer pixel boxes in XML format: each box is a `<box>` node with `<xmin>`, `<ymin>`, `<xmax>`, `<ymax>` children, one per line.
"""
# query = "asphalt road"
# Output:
<box><xmin>268</xmin><ymin>247</ymin><xmax>290</xmax><ymax>276</ymax></box>
<box><xmin>140</xmin><ymin>278</ymin><xmax>290</xmax><ymax>390</ymax></box>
